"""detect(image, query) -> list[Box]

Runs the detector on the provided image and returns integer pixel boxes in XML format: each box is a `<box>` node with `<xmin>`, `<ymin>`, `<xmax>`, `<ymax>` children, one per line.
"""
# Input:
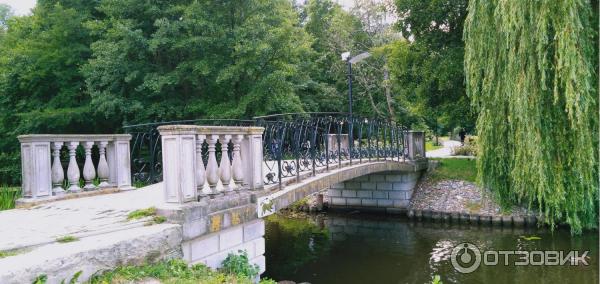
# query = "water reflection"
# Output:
<box><xmin>264</xmin><ymin>213</ymin><xmax>598</xmax><ymax>284</ymax></box>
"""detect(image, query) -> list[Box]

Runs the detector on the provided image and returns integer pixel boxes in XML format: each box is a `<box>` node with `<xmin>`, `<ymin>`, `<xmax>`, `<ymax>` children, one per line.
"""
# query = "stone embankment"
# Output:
<box><xmin>294</xmin><ymin>170</ymin><xmax>539</xmax><ymax>228</ymax></box>
<box><xmin>408</xmin><ymin>176</ymin><xmax>539</xmax><ymax>227</ymax></box>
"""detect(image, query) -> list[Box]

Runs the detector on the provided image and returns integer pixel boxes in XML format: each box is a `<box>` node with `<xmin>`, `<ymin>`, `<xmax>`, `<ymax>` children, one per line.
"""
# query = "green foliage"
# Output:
<box><xmin>464</xmin><ymin>0</ymin><xmax>599</xmax><ymax>233</ymax></box>
<box><xmin>56</xmin><ymin>235</ymin><xmax>79</xmax><ymax>243</ymax></box>
<box><xmin>0</xmin><ymin>186</ymin><xmax>20</xmax><ymax>210</ymax></box>
<box><xmin>220</xmin><ymin>250</ymin><xmax>260</xmax><ymax>279</ymax></box>
<box><xmin>32</xmin><ymin>275</ymin><xmax>47</xmax><ymax>284</ymax></box>
<box><xmin>389</xmin><ymin>0</ymin><xmax>475</xmax><ymax>134</ymax></box>
<box><xmin>88</xmin><ymin>258</ymin><xmax>267</xmax><ymax>284</ymax></box>
<box><xmin>432</xmin><ymin>275</ymin><xmax>443</xmax><ymax>284</ymax></box>
<box><xmin>429</xmin><ymin>158</ymin><xmax>477</xmax><ymax>183</ymax></box>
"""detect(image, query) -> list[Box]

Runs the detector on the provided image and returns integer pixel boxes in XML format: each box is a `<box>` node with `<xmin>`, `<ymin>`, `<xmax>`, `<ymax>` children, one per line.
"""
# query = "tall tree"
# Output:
<box><xmin>389</xmin><ymin>0</ymin><xmax>473</xmax><ymax>135</ymax></box>
<box><xmin>0</xmin><ymin>2</ymin><xmax>99</xmax><ymax>185</ymax></box>
<box><xmin>84</xmin><ymin>0</ymin><xmax>311</xmax><ymax>123</ymax></box>
<box><xmin>464</xmin><ymin>0</ymin><xmax>598</xmax><ymax>233</ymax></box>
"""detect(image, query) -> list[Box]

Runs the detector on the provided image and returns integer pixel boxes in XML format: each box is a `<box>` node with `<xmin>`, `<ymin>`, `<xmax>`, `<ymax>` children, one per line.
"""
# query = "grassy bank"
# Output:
<box><xmin>428</xmin><ymin>158</ymin><xmax>477</xmax><ymax>183</ymax></box>
<box><xmin>31</xmin><ymin>258</ymin><xmax>277</xmax><ymax>284</ymax></box>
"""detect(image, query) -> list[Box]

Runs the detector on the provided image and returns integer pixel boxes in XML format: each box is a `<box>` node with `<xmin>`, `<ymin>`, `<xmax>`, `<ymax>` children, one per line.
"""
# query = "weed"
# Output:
<box><xmin>127</xmin><ymin>207</ymin><xmax>157</xmax><ymax>220</ymax></box>
<box><xmin>56</xmin><ymin>236</ymin><xmax>79</xmax><ymax>243</ymax></box>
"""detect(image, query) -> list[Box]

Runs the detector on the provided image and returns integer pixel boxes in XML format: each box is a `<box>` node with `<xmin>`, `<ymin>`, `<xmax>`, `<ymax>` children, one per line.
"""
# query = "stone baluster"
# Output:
<box><xmin>97</xmin><ymin>141</ymin><xmax>110</xmax><ymax>188</ymax></box>
<box><xmin>196</xmin><ymin>135</ymin><xmax>209</xmax><ymax>197</ymax></box>
<box><xmin>231</xmin><ymin>134</ymin><xmax>244</xmax><ymax>189</ymax></box>
<box><xmin>206</xmin><ymin>135</ymin><xmax>220</xmax><ymax>196</ymax></box>
<box><xmin>82</xmin><ymin>141</ymin><xmax>97</xmax><ymax>191</ymax></box>
<box><xmin>67</xmin><ymin>141</ymin><xmax>81</xmax><ymax>192</ymax></box>
<box><xmin>51</xmin><ymin>142</ymin><xmax>65</xmax><ymax>195</ymax></box>
<box><xmin>219</xmin><ymin>135</ymin><xmax>232</xmax><ymax>194</ymax></box>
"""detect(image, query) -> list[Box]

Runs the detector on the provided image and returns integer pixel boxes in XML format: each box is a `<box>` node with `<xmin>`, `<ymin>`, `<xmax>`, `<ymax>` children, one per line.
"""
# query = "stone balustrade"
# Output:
<box><xmin>18</xmin><ymin>134</ymin><xmax>133</xmax><ymax>199</ymax></box>
<box><xmin>157</xmin><ymin>125</ymin><xmax>264</xmax><ymax>203</ymax></box>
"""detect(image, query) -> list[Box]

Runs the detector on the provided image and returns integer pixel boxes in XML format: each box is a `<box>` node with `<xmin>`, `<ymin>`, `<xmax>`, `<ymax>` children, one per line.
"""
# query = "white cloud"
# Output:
<box><xmin>0</xmin><ymin>0</ymin><xmax>36</xmax><ymax>16</ymax></box>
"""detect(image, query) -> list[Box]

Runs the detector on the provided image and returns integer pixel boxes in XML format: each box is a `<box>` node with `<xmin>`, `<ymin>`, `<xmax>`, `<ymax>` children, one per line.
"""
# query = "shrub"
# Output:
<box><xmin>0</xmin><ymin>187</ymin><xmax>21</xmax><ymax>210</ymax></box>
<box><xmin>220</xmin><ymin>250</ymin><xmax>260</xmax><ymax>278</ymax></box>
<box><xmin>451</xmin><ymin>145</ymin><xmax>477</xmax><ymax>156</ymax></box>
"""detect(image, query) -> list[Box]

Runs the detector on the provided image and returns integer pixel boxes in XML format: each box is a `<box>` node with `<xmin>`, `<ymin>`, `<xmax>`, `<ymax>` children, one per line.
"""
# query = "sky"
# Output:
<box><xmin>0</xmin><ymin>0</ymin><xmax>35</xmax><ymax>15</ymax></box>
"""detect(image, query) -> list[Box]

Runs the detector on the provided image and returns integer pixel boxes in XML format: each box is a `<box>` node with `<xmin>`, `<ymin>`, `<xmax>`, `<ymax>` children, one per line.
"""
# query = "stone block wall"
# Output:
<box><xmin>327</xmin><ymin>171</ymin><xmax>421</xmax><ymax>212</ymax></box>
<box><xmin>181</xmin><ymin>219</ymin><xmax>266</xmax><ymax>275</ymax></box>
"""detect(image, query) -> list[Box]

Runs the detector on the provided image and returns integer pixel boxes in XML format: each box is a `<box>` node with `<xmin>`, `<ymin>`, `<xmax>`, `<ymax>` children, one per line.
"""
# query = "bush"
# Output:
<box><xmin>220</xmin><ymin>250</ymin><xmax>260</xmax><ymax>279</ymax></box>
<box><xmin>451</xmin><ymin>145</ymin><xmax>477</xmax><ymax>156</ymax></box>
<box><xmin>0</xmin><ymin>187</ymin><xmax>21</xmax><ymax>210</ymax></box>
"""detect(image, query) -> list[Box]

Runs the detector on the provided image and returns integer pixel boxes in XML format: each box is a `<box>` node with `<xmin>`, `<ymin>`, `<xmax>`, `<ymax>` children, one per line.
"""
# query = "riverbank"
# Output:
<box><xmin>287</xmin><ymin>158</ymin><xmax>539</xmax><ymax>226</ymax></box>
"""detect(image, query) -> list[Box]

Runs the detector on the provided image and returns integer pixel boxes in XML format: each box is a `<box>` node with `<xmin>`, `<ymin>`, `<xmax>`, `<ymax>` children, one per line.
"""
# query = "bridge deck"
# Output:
<box><xmin>0</xmin><ymin>184</ymin><xmax>164</xmax><ymax>251</ymax></box>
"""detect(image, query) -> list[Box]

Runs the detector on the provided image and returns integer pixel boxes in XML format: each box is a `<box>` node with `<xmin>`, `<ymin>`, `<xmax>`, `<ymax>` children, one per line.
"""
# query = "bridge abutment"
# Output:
<box><xmin>327</xmin><ymin>171</ymin><xmax>421</xmax><ymax>213</ymax></box>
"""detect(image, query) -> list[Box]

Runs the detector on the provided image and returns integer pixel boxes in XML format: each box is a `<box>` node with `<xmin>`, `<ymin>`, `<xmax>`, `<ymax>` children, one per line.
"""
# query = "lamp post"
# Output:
<box><xmin>341</xmin><ymin>51</ymin><xmax>370</xmax><ymax>164</ymax></box>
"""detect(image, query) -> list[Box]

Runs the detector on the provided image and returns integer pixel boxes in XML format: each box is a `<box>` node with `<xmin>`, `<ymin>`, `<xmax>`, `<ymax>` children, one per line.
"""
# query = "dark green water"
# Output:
<box><xmin>263</xmin><ymin>212</ymin><xmax>598</xmax><ymax>284</ymax></box>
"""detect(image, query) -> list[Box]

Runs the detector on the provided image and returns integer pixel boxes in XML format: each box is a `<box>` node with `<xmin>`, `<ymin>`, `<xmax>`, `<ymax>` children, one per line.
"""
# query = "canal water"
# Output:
<box><xmin>263</xmin><ymin>212</ymin><xmax>598</xmax><ymax>284</ymax></box>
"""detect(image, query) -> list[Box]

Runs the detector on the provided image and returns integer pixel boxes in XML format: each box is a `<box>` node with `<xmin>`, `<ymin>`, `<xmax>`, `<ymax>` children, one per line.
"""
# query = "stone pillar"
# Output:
<box><xmin>406</xmin><ymin>131</ymin><xmax>426</xmax><ymax>160</ymax></box>
<box><xmin>240</xmin><ymin>127</ymin><xmax>264</xmax><ymax>190</ymax></box>
<box><xmin>19</xmin><ymin>139</ymin><xmax>52</xmax><ymax>198</ymax></box>
<box><xmin>106</xmin><ymin>135</ymin><xmax>133</xmax><ymax>190</ymax></box>
<box><xmin>158</xmin><ymin>125</ymin><xmax>198</xmax><ymax>203</ymax></box>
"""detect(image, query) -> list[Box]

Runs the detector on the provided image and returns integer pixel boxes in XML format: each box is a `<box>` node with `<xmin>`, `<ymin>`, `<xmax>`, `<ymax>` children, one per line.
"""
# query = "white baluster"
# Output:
<box><xmin>82</xmin><ymin>141</ymin><xmax>97</xmax><ymax>191</ymax></box>
<box><xmin>219</xmin><ymin>135</ymin><xmax>232</xmax><ymax>194</ymax></box>
<box><xmin>97</xmin><ymin>141</ymin><xmax>110</xmax><ymax>188</ymax></box>
<box><xmin>206</xmin><ymin>135</ymin><xmax>219</xmax><ymax>196</ymax></box>
<box><xmin>231</xmin><ymin>134</ymin><xmax>244</xmax><ymax>190</ymax></box>
<box><xmin>51</xmin><ymin>142</ymin><xmax>65</xmax><ymax>195</ymax></box>
<box><xmin>196</xmin><ymin>135</ymin><xmax>208</xmax><ymax>197</ymax></box>
<box><xmin>67</xmin><ymin>141</ymin><xmax>81</xmax><ymax>192</ymax></box>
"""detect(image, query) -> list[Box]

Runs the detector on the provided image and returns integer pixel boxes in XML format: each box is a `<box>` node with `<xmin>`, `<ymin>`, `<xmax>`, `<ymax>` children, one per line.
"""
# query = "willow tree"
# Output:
<box><xmin>464</xmin><ymin>0</ymin><xmax>598</xmax><ymax>233</ymax></box>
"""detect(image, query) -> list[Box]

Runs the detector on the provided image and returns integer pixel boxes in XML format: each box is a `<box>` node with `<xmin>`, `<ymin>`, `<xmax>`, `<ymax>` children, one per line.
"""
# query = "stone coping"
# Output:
<box><xmin>15</xmin><ymin>187</ymin><xmax>127</xmax><ymax>208</ymax></box>
<box><xmin>17</xmin><ymin>134</ymin><xmax>131</xmax><ymax>143</ymax></box>
<box><xmin>157</xmin><ymin>125</ymin><xmax>264</xmax><ymax>136</ymax></box>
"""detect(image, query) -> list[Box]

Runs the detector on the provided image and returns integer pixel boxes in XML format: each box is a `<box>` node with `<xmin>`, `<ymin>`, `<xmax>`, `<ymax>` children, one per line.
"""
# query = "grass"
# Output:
<box><xmin>88</xmin><ymin>259</ymin><xmax>276</xmax><ymax>284</ymax></box>
<box><xmin>0</xmin><ymin>186</ymin><xmax>21</xmax><ymax>210</ymax></box>
<box><xmin>425</xmin><ymin>141</ymin><xmax>443</xmax><ymax>151</ymax></box>
<box><xmin>0</xmin><ymin>250</ymin><xmax>19</xmax><ymax>258</ymax></box>
<box><xmin>56</xmin><ymin>235</ymin><xmax>79</xmax><ymax>243</ymax></box>
<box><xmin>429</xmin><ymin>158</ymin><xmax>477</xmax><ymax>183</ymax></box>
<box><xmin>127</xmin><ymin>207</ymin><xmax>157</xmax><ymax>220</ymax></box>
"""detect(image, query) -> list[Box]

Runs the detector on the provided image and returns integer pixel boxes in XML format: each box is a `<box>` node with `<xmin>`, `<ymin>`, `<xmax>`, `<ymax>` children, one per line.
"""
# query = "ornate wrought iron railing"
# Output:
<box><xmin>254</xmin><ymin>113</ymin><xmax>407</xmax><ymax>186</ymax></box>
<box><xmin>123</xmin><ymin>119</ymin><xmax>253</xmax><ymax>185</ymax></box>
<box><xmin>123</xmin><ymin>113</ymin><xmax>411</xmax><ymax>186</ymax></box>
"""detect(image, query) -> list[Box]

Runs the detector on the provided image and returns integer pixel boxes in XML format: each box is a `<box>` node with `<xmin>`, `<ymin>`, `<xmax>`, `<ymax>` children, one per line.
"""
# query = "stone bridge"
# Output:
<box><xmin>1</xmin><ymin>115</ymin><xmax>427</xmax><ymax>283</ymax></box>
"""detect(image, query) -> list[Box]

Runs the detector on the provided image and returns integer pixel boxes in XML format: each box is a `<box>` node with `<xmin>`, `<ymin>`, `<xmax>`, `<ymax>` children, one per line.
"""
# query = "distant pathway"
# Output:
<box><xmin>426</xmin><ymin>140</ymin><xmax>462</xmax><ymax>158</ymax></box>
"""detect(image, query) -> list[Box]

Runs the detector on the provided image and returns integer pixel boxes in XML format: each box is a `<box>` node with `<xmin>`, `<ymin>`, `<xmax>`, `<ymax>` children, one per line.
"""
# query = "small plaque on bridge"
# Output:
<box><xmin>257</xmin><ymin>196</ymin><xmax>276</xmax><ymax>218</ymax></box>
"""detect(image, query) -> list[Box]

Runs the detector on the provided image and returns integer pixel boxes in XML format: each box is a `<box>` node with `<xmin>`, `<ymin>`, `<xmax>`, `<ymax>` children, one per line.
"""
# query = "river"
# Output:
<box><xmin>263</xmin><ymin>212</ymin><xmax>598</xmax><ymax>284</ymax></box>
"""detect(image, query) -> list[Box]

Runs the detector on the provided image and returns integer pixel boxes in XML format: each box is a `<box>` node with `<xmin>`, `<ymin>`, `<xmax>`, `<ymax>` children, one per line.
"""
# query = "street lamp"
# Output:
<box><xmin>341</xmin><ymin>51</ymin><xmax>371</xmax><ymax>117</ymax></box>
<box><xmin>341</xmin><ymin>51</ymin><xmax>371</xmax><ymax>164</ymax></box>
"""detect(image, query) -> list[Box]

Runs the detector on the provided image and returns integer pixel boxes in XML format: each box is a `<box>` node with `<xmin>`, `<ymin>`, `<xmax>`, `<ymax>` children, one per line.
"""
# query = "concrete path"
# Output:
<box><xmin>0</xmin><ymin>183</ymin><xmax>164</xmax><ymax>251</ymax></box>
<box><xmin>426</xmin><ymin>140</ymin><xmax>462</xmax><ymax>158</ymax></box>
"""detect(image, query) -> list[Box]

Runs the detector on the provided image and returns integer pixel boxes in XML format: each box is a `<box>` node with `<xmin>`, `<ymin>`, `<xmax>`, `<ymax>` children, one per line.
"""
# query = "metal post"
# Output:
<box><xmin>347</xmin><ymin>61</ymin><xmax>354</xmax><ymax>166</ymax></box>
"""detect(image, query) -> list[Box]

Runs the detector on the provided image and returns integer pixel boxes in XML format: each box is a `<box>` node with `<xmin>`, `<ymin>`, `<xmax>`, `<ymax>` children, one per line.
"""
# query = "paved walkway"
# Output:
<box><xmin>426</xmin><ymin>140</ymin><xmax>462</xmax><ymax>158</ymax></box>
<box><xmin>0</xmin><ymin>184</ymin><xmax>164</xmax><ymax>251</ymax></box>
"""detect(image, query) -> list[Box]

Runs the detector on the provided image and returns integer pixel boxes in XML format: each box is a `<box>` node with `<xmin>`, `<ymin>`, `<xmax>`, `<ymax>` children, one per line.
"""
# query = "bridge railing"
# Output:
<box><xmin>157</xmin><ymin>125</ymin><xmax>264</xmax><ymax>203</ymax></box>
<box><xmin>124</xmin><ymin>113</ymin><xmax>426</xmax><ymax>188</ymax></box>
<box><xmin>17</xmin><ymin>134</ymin><xmax>133</xmax><ymax>200</ymax></box>
<box><xmin>254</xmin><ymin>113</ymin><xmax>411</xmax><ymax>186</ymax></box>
